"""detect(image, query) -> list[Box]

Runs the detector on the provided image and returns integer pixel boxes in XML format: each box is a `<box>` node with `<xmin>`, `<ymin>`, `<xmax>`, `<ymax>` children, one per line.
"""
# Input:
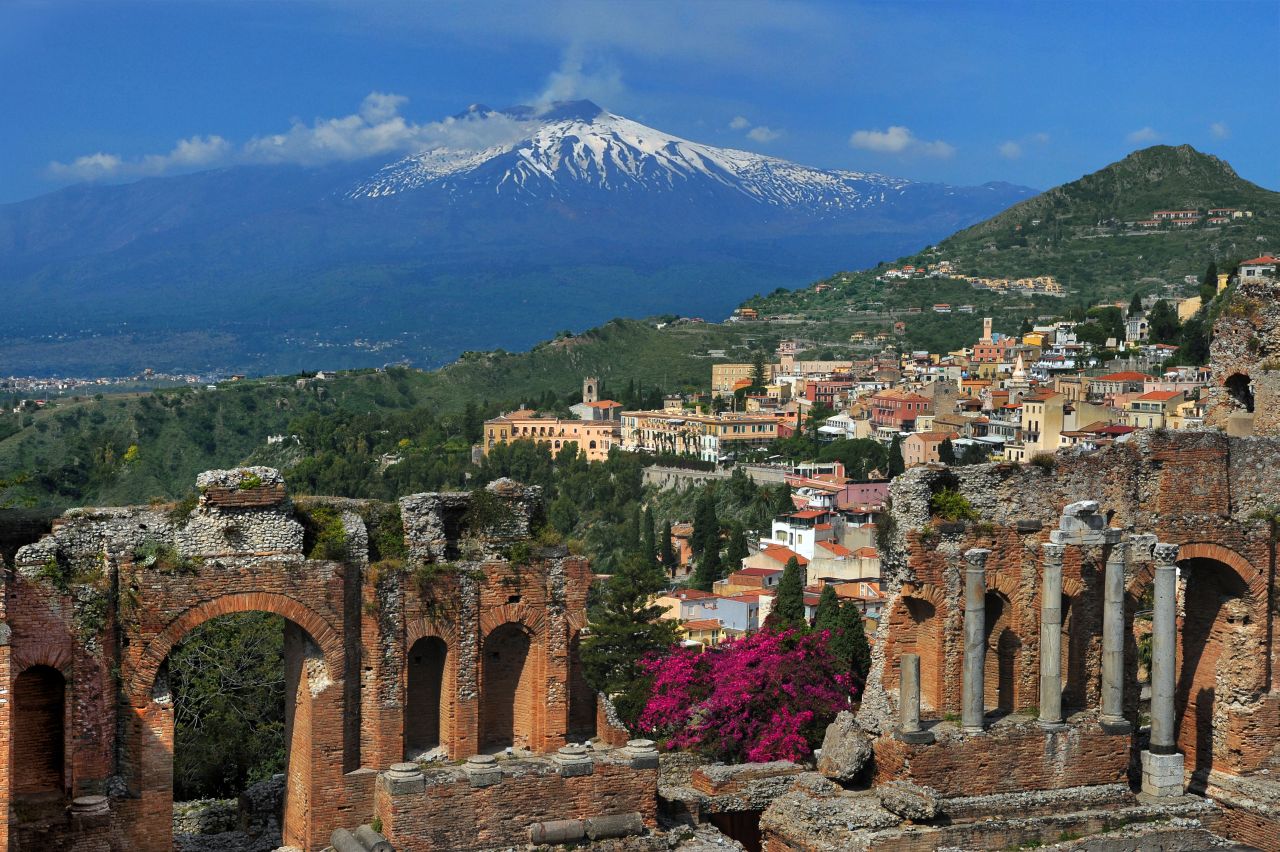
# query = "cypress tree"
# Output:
<box><xmin>692</xmin><ymin>489</ymin><xmax>719</xmax><ymax>557</ymax></box>
<box><xmin>938</xmin><ymin>438</ymin><xmax>956</xmax><ymax>465</ymax></box>
<box><xmin>829</xmin><ymin>601</ymin><xmax>872</xmax><ymax>684</ymax></box>
<box><xmin>887</xmin><ymin>434</ymin><xmax>906</xmax><ymax>478</ymax></box>
<box><xmin>1200</xmin><ymin>261</ymin><xmax>1219</xmax><ymax>303</ymax></box>
<box><xmin>580</xmin><ymin>552</ymin><xmax>679</xmax><ymax>724</ymax></box>
<box><xmin>642</xmin><ymin>506</ymin><xmax>657</xmax><ymax>564</ymax></box>
<box><xmin>1129</xmin><ymin>291</ymin><xmax>1144</xmax><ymax>316</ymax></box>
<box><xmin>723</xmin><ymin>523</ymin><xmax>749</xmax><ymax>572</ymax></box>
<box><xmin>691</xmin><ymin>541</ymin><xmax>720</xmax><ymax>592</ymax></box>
<box><xmin>813</xmin><ymin>584</ymin><xmax>841</xmax><ymax>632</ymax></box>
<box><xmin>772</xmin><ymin>556</ymin><xmax>807</xmax><ymax>630</ymax></box>
<box><xmin>659</xmin><ymin>520</ymin><xmax>677</xmax><ymax>575</ymax></box>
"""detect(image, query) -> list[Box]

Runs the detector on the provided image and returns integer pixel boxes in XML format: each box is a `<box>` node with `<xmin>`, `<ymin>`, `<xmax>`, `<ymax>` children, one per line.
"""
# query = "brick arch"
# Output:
<box><xmin>899</xmin><ymin>581</ymin><xmax>947</xmax><ymax>611</ymax></box>
<box><xmin>1177</xmin><ymin>541</ymin><xmax>1266</xmax><ymax>599</ymax></box>
<box><xmin>883</xmin><ymin>586</ymin><xmax>947</xmax><ymax>712</ymax></box>
<box><xmin>13</xmin><ymin>642</ymin><xmax>74</xmax><ymax>675</ymax></box>
<box><xmin>129</xmin><ymin>591</ymin><xmax>343</xmax><ymax>703</ymax></box>
<box><xmin>407</xmin><ymin>615</ymin><xmax>459</xmax><ymax>649</ymax></box>
<box><xmin>480</xmin><ymin>602</ymin><xmax>547</xmax><ymax>639</ymax></box>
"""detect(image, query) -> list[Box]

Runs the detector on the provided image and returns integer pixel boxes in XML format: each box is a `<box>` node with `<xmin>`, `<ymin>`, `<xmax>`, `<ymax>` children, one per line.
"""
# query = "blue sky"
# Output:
<box><xmin>2</xmin><ymin>0</ymin><xmax>1277</xmax><ymax>204</ymax></box>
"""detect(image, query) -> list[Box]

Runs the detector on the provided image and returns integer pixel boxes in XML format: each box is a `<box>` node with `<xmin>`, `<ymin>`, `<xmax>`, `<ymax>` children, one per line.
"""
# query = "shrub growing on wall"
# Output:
<box><xmin>637</xmin><ymin>627</ymin><xmax>855</xmax><ymax>763</ymax></box>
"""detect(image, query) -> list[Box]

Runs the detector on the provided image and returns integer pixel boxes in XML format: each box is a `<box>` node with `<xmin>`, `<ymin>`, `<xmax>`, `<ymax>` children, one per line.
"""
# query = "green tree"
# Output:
<box><xmin>750</xmin><ymin>348</ymin><xmax>768</xmax><ymax>389</ymax></box>
<box><xmin>1018</xmin><ymin>316</ymin><xmax>1033</xmax><ymax>336</ymax></box>
<box><xmin>549</xmin><ymin>494</ymin><xmax>580</xmax><ymax>535</ymax></box>
<box><xmin>691</xmin><ymin>489</ymin><xmax>720</xmax><ymax>558</ymax></box>
<box><xmin>659</xmin><ymin>519</ymin><xmax>677</xmax><ymax>575</ymax></box>
<box><xmin>887</xmin><ymin>434</ymin><xmax>906</xmax><ymax>478</ymax></box>
<box><xmin>829</xmin><ymin>601</ymin><xmax>872</xmax><ymax>684</ymax></box>
<box><xmin>581</xmin><ymin>552</ymin><xmax>679</xmax><ymax>725</ymax></box>
<box><xmin>1148</xmin><ymin>300</ymin><xmax>1181</xmax><ymax>344</ymax></box>
<box><xmin>642</xmin><ymin>506</ymin><xmax>657</xmax><ymax>565</ymax></box>
<box><xmin>1200</xmin><ymin>261</ymin><xmax>1219</xmax><ymax>303</ymax></box>
<box><xmin>1129</xmin><ymin>291</ymin><xmax>1144</xmax><ymax>316</ymax></box>
<box><xmin>691</xmin><ymin>541</ymin><xmax>721</xmax><ymax>592</ymax></box>
<box><xmin>772</xmin><ymin>556</ymin><xmax>807</xmax><ymax>631</ymax></box>
<box><xmin>812</xmin><ymin>584</ymin><xmax>841</xmax><ymax>632</ymax></box>
<box><xmin>724</xmin><ymin>523</ymin><xmax>749</xmax><ymax>571</ymax></box>
<box><xmin>461</xmin><ymin>400</ymin><xmax>483</xmax><ymax>444</ymax></box>
<box><xmin>938</xmin><ymin>438</ymin><xmax>956</xmax><ymax>465</ymax></box>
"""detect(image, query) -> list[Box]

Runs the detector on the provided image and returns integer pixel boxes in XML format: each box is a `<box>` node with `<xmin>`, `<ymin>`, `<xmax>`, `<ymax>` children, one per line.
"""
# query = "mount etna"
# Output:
<box><xmin>0</xmin><ymin>100</ymin><xmax>1034</xmax><ymax>375</ymax></box>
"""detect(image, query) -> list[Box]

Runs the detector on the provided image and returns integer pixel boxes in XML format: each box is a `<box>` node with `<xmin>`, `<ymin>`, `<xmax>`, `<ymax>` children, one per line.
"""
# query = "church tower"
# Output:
<box><xmin>582</xmin><ymin>376</ymin><xmax>599</xmax><ymax>404</ymax></box>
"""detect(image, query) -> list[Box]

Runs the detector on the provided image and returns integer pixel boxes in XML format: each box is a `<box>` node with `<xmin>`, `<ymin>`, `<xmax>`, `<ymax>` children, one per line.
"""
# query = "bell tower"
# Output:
<box><xmin>582</xmin><ymin>376</ymin><xmax>598</xmax><ymax>404</ymax></box>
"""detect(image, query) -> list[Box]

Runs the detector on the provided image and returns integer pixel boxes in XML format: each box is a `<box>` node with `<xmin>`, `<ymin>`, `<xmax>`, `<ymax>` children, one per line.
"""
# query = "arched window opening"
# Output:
<box><xmin>14</xmin><ymin>665</ymin><xmax>65</xmax><ymax>797</ymax></box>
<box><xmin>406</xmin><ymin>636</ymin><xmax>448</xmax><ymax>759</ymax></box>
<box><xmin>482</xmin><ymin>623</ymin><xmax>534</xmax><ymax>749</ymax></box>
<box><xmin>1225</xmin><ymin>373</ymin><xmax>1254</xmax><ymax>413</ymax></box>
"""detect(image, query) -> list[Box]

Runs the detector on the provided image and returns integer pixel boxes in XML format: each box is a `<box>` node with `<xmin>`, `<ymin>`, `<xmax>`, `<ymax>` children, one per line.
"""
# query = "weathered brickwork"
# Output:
<box><xmin>0</xmin><ymin>473</ymin><xmax>628</xmax><ymax>852</ymax></box>
<box><xmin>373</xmin><ymin>754</ymin><xmax>656</xmax><ymax>850</ymax></box>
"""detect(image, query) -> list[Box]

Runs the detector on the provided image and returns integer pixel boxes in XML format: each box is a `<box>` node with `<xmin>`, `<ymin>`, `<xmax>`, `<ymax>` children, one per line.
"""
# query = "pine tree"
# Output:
<box><xmin>750</xmin><ymin>348</ymin><xmax>767</xmax><ymax>389</ymax></box>
<box><xmin>642</xmin><ymin>506</ymin><xmax>657</xmax><ymax>564</ymax></box>
<box><xmin>659</xmin><ymin>520</ymin><xmax>677</xmax><ymax>575</ymax></box>
<box><xmin>887</xmin><ymin>434</ymin><xmax>906</xmax><ymax>478</ymax></box>
<box><xmin>813</xmin><ymin>584</ymin><xmax>841</xmax><ymax>632</ymax></box>
<box><xmin>938</xmin><ymin>438</ymin><xmax>956</xmax><ymax>465</ymax></box>
<box><xmin>772</xmin><ymin>556</ymin><xmax>807</xmax><ymax>631</ymax></box>
<box><xmin>580</xmin><ymin>552</ymin><xmax>679</xmax><ymax>724</ymax></box>
<box><xmin>724</xmin><ymin>523</ymin><xmax>749</xmax><ymax>572</ymax></box>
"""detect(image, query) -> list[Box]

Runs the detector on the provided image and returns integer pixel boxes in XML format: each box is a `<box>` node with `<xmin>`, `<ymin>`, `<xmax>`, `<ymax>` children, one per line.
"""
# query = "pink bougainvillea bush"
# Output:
<box><xmin>636</xmin><ymin>628</ymin><xmax>856</xmax><ymax>763</ymax></box>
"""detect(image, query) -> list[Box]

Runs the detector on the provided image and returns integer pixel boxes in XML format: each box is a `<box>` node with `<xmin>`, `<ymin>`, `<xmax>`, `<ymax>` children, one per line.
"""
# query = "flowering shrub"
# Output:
<box><xmin>636</xmin><ymin>628</ymin><xmax>856</xmax><ymax>763</ymax></box>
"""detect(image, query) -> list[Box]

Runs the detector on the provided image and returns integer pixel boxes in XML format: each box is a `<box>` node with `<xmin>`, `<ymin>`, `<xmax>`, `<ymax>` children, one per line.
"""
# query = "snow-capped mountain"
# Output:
<box><xmin>0</xmin><ymin>99</ymin><xmax>1037</xmax><ymax>375</ymax></box>
<box><xmin>350</xmin><ymin>100</ymin><xmax>913</xmax><ymax>212</ymax></box>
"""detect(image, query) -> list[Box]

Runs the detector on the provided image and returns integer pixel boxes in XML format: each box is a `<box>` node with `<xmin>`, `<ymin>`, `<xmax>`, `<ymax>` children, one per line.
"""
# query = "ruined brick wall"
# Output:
<box><xmin>862</xmin><ymin>431</ymin><xmax>1280</xmax><ymax>802</ymax></box>
<box><xmin>1204</xmin><ymin>277</ymin><xmax>1280</xmax><ymax>435</ymax></box>
<box><xmin>0</xmin><ymin>472</ymin><xmax>608</xmax><ymax>852</ymax></box>
<box><xmin>374</xmin><ymin>756</ymin><xmax>656</xmax><ymax>851</ymax></box>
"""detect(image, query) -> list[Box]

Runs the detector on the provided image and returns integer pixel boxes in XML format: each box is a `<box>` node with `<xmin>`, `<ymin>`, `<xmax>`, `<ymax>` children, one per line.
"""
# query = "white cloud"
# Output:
<box><xmin>48</xmin><ymin>135</ymin><xmax>231</xmax><ymax>181</ymax></box>
<box><xmin>997</xmin><ymin>132</ymin><xmax>1050</xmax><ymax>160</ymax></box>
<box><xmin>1210</xmin><ymin>121</ymin><xmax>1230</xmax><ymax>139</ymax></box>
<box><xmin>747</xmin><ymin>125</ymin><xmax>782</xmax><ymax>143</ymax></box>
<box><xmin>47</xmin><ymin>93</ymin><xmax>530</xmax><ymax>182</ymax></box>
<box><xmin>849</xmin><ymin>125</ymin><xmax>953</xmax><ymax>158</ymax></box>
<box><xmin>1128</xmin><ymin>126</ymin><xmax>1160</xmax><ymax>144</ymax></box>
<box><xmin>535</xmin><ymin>44</ymin><xmax>624</xmax><ymax>108</ymax></box>
<box><xmin>729</xmin><ymin>116</ymin><xmax>751</xmax><ymax>130</ymax></box>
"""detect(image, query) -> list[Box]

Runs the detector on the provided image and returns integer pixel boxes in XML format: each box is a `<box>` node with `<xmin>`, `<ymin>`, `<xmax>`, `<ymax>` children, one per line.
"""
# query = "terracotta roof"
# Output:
<box><xmin>725</xmin><ymin>593</ymin><xmax>764</xmax><ymax>603</ymax></box>
<box><xmin>670</xmin><ymin>589</ymin><xmax>717</xmax><ymax>600</ymax></box>
<box><xmin>585</xmin><ymin>400</ymin><xmax>622</xmax><ymax>408</ymax></box>
<box><xmin>1094</xmin><ymin>372</ymin><xmax>1153</xmax><ymax>383</ymax></box>
<box><xmin>759</xmin><ymin>545</ymin><xmax>810</xmax><ymax>566</ymax></box>
<box><xmin>682</xmin><ymin>619</ymin><xmax>722</xmax><ymax>631</ymax></box>
<box><xmin>735</xmin><ymin>566</ymin><xmax>783</xmax><ymax>577</ymax></box>
<box><xmin>1135</xmin><ymin>390</ymin><xmax>1181</xmax><ymax>401</ymax></box>
<box><xmin>853</xmin><ymin>546</ymin><xmax>879</xmax><ymax>558</ymax></box>
<box><xmin>1240</xmin><ymin>255</ymin><xmax>1278</xmax><ymax>266</ymax></box>
<box><xmin>790</xmin><ymin>509</ymin><xmax>828</xmax><ymax>519</ymax></box>
<box><xmin>816</xmin><ymin>541</ymin><xmax>854</xmax><ymax>557</ymax></box>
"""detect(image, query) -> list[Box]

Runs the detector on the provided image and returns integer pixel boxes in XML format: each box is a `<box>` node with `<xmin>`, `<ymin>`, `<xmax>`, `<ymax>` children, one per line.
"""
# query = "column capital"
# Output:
<box><xmin>1153</xmin><ymin>542</ymin><xmax>1180</xmax><ymax>568</ymax></box>
<box><xmin>963</xmin><ymin>548</ymin><xmax>991</xmax><ymax>570</ymax></box>
<box><xmin>1042</xmin><ymin>543</ymin><xmax>1067</xmax><ymax>564</ymax></box>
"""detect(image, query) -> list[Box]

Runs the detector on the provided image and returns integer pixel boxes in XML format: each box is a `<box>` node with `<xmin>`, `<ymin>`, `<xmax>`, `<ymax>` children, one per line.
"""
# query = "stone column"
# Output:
<box><xmin>896</xmin><ymin>653</ymin><xmax>933</xmax><ymax>743</ymax></box>
<box><xmin>962</xmin><ymin>548</ymin><xmax>990</xmax><ymax>734</ymax></box>
<box><xmin>1142</xmin><ymin>543</ymin><xmax>1184</xmax><ymax>798</ymax></box>
<box><xmin>1038</xmin><ymin>543</ymin><xmax>1066</xmax><ymax>727</ymax></box>
<box><xmin>1099</xmin><ymin>540</ymin><xmax>1130</xmax><ymax>733</ymax></box>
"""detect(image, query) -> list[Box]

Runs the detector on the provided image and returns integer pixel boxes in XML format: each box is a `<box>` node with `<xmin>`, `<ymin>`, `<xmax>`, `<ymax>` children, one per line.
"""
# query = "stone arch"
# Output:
<box><xmin>124</xmin><ymin>593</ymin><xmax>344</xmax><ymax>852</ymax></box>
<box><xmin>984</xmin><ymin>589</ymin><xmax>1021</xmax><ymax>714</ymax></box>
<box><xmin>130</xmin><ymin>591</ymin><xmax>343</xmax><ymax>703</ymax></box>
<box><xmin>481</xmin><ymin>622</ymin><xmax>536</xmax><ymax>749</ymax></box>
<box><xmin>1174</xmin><ymin>546</ymin><xmax>1263</xmax><ymax>781</ymax></box>
<box><xmin>1225</xmin><ymin>373</ymin><xmax>1254</xmax><ymax>413</ymax></box>
<box><xmin>13</xmin><ymin>664</ymin><xmax>66</xmax><ymax>797</ymax></box>
<box><xmin>883</xmin><ymin>584</ymin><xmax>946</xmax><ymax>712</ymax></box>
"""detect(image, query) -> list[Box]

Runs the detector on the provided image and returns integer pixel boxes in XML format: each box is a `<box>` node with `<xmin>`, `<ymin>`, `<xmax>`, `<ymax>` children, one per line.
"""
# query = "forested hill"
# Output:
<box><xmin>0</xmin><ymin>318</ymin><xmax>770</xmax><ymax>509</ymax></box>
<box><xmin>914</xmin><ymin>145</ymin><xmax>1279</xmax><ymax>299</ymax></box>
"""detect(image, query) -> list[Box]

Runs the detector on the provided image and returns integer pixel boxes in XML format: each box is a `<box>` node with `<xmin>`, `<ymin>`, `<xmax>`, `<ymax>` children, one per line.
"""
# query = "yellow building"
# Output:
<box><xmin>621</xmin><ymin>410</ymin><xmax>780</xmax><ymax>461</ymax></box>
<box><xmin>1125</xmin><ymin>391</ymin><xmax>1185</xmax><ymax>429</ymax></box>
<box><xmin>483</xmin><ymin>410</ymin><xmax>621</xmax><ymax>462</ymax></box>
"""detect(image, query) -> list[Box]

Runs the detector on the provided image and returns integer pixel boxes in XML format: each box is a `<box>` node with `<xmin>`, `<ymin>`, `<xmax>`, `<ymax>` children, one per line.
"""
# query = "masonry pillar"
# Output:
<box><xmin>1141</xmin><ymin>543</ymin><xmax>1185</xmax><ymax>798</ymax></box>
<box><xmin>1038</xmin><ymin>543</ymin><xmax>1066</xmax><ymax>728</ymax></box>
<box><xmin>896</xmin><ymin>652</ymin><xmax>933</xmax><ymax>744</ymax></box>
<box><xmin>962</xmin><ymin>548</ymin><xmax>990</xmax><ymax>734</ymax></box>
<box><xmin>1099</xmin><ymin>539</ymin><xmax>1130</xmax><ymax>733</ymax></box>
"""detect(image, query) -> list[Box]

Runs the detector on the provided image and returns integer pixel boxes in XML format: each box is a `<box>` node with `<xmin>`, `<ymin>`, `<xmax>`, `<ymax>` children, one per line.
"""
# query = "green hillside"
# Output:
<box><xmin>0</xmin><ymin>319</ymin><xmax>767</xmax><ymax>508</ymax></box>
<box><xmin>920</xmin><ymin>145</ymin><xmax>1279</xmax><ymax>297</ymax></box>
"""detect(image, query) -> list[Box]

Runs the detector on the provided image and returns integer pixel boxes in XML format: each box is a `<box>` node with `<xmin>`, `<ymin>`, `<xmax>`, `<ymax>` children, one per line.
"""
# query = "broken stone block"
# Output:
<box><xmin>583</xmin><ymin>812</ymin><xmax>644</xmax><ymax>840</ymax></box>
<box><xmin>816</xmin><ymin>711</ymin><xmax>873</xmax><ymax>783</ymax></box>
<box><xmin>876</xmin><ymin>780</ymin><xmax>942</xmax><ymax>821</ymax></box>
<box><xmin>1059</xmin><ymin>500</ymin><xmax>1104</xmax><ymax>531</ymax></box>
<box><xmin>382</xmin><ymin>762</ymin><xmax>426</xmax><ymax>795</ymax></box>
